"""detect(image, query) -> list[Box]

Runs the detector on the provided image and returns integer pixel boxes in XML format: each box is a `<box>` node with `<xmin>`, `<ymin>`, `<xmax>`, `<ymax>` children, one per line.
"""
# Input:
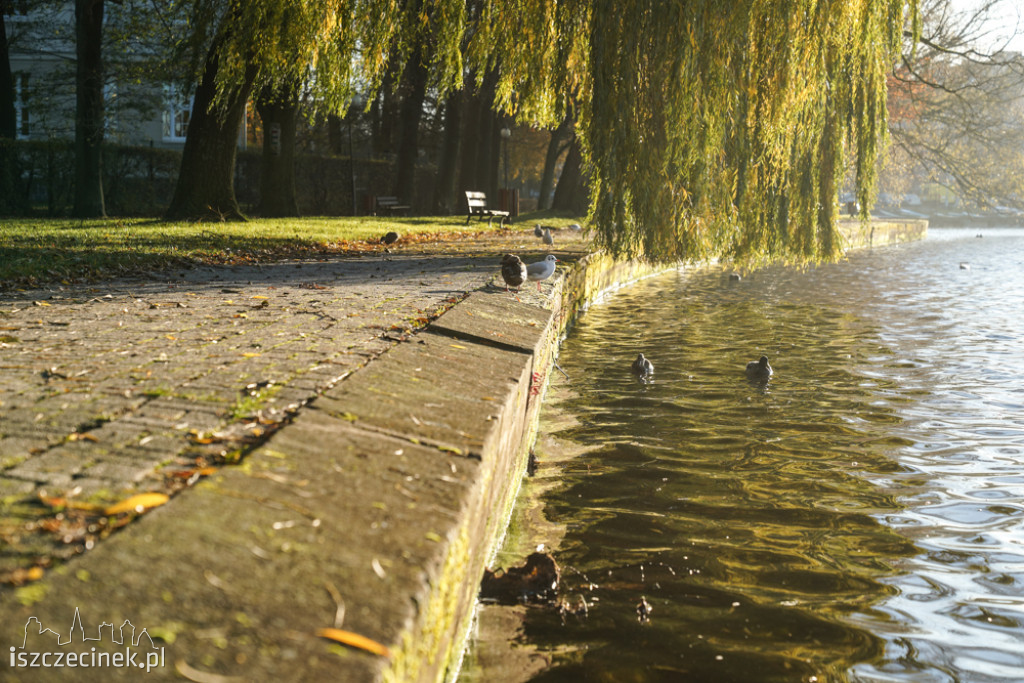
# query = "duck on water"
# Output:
<box><xmin>745</xmin><ymin>355</ymin><xmax>773</xmax><ymax>381</ymax></box>
<box><xmin>631</xmin><ymin>353</ymin><xmax>654</xmax><ymax>377</ymax></box>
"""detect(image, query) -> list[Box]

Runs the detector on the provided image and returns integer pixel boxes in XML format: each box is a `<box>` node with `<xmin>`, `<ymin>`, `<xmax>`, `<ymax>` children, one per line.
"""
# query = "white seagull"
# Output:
<box><xmin>526</xmin><ymin>255</ymin><xmax>559</xmax><ymax>291</ymax></box>
<box><xmin>542</xmin><ymin>227</ymin><xmax>554</xmax><ymax>245</ymax></box>
<box><xmin>534</xmin><ymin>224</ymin><xmax>544</xmax><ymax>238</ymax></box>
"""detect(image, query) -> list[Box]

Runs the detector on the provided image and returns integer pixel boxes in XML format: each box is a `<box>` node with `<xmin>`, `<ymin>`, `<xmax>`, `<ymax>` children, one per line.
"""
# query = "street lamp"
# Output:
<box><xmin>349</xmin><ymin>95</ymin><xmax>364</xmax><ymax>216</ymax></box>
<box><xmin>500</xmin><ymin>126</ymin><xmax>511</xmax><ymax>190</ymax></box>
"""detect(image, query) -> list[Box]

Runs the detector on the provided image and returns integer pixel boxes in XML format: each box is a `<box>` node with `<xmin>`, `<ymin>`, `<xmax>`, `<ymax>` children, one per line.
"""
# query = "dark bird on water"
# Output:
<box><xmin>380</xmin><ymin>231</ymin><xmax>399</xmax><ymax>245</ymax></box>
<box><xmin>631</xmin><ymin>353</ymin><xmax>654</xmax><ymax>377</ymax></box>
<box><xmin>500</xmin><ymin>254</ymin><xmax>527</xmax><ymax>292</ymax></box>
<box><xmin>745</xmin><ymin>355</ymin><xmax>773</xmax><ymax>381</ymax></box>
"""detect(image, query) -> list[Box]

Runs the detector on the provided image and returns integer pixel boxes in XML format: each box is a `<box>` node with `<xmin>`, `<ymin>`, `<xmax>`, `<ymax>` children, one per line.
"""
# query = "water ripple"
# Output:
<box><xmin>513</xmin><ymin>228</ymin><xmax>1024</xmax><ymax>682</ymax></box>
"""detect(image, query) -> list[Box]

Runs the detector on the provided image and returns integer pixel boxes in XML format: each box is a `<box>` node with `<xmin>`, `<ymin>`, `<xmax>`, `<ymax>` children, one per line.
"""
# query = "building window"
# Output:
<box><xmin>162</xmin><ymin>85</ymin><xmax>192</xmax><ymax>142</ymax></box>
<box><xmin>15</xmin><ymin>73</ymin><xmax>29</xmax><ymax>138</ymax></box>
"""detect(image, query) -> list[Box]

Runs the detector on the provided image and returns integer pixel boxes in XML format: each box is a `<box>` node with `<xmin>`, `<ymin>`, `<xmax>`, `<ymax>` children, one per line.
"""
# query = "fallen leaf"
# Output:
<box><xmin>104</xmin><ymin>492</ymin><xmax>170</xmax><ymax>516</ymax></box>
<box><xmin>450</xmin><ymin>344</ymin><xmax>467</xmax><ymax>350</ymax></box>
<box><xmin>3</xmin><ymin>566</ymin><xmax>44</xmax><ymax>586</ymax></box>
<box><xmin>37</xmin><ymin>494</ymin><xmax>101</xmax><ymax>512</ymax></box>
<box><xmin>316</xmin><ymin>627</ymin><xmax>391</xmax><ymax>657</ymax></box>
<box><xmin>68</xmin><ymin>433</ymin><xmax>100</xmax><ymax>442</ymax></box>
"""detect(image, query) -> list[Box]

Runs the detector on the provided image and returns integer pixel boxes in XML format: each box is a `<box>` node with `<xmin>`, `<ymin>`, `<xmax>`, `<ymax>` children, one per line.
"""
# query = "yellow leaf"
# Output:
<box><xmin>104</xmin><ymin>493</ymin><xmax>170</xmax><ymax>516</ymax></box>
<box><xmin>34</xmin><ymin>301</ymin><xmax>51</xmax><ymax>307</ymax></box>
<box><xmin>450</xmin><ymin>344</ymin><xmax>467</xmax><ymax>349</ymax></box>
<box><xmin>317</xmin><ymin>628</ymin><xmax>391</xmax><ymax>657</ymax></box>
<box><xmin>251</xmin><ymin>295</ymin><xmax>269</xmax><ymax>299</ymax></box>
<box><xmin>166</xmin><ymin>335</ymin><xmax>177</xmax><ymax>340</ymax></box>
<box><xmin>242</xmin><ymin>352</ymin><xmax>261</xmax><ymax>358</ymax></box>
<box><xmin>68</xmin><ymin>433</ymin><xmax>100</xmax><ymax>442</ymax></box>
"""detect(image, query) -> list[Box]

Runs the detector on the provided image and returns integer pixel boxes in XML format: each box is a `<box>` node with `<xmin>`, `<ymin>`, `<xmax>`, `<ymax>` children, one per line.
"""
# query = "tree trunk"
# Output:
<box><xmin>551</xmin><ymin>136</ymin><xmax>587</xmax><ymax>213</ymax></box>
<box><xmin>327</xmin><ymin>114</ymin><xmax>344</xmax><ymax>155</ymax></box>
<box><xmin>0</xmin><ymin>10</ymin><xmax>16</xmax><ymax>140</ymax></box>
<box><xmin>433</xmin><ymin>91</ymin><xmax>461</xmax><ymax>214</ymax></box>
<box><xmin>372</xmin><ymin>70</ymin><xmax>399</xmax><ymax>159</ymax></box>
<box><xmin>256</xmin><ymin>83</ymin><xmax>300</xmax><ymax>218</ymax></box>
<box><xmin>457</xmin><ymin>77</ymin><xmax>480</xmax><ymax>209</ymax></box>
<box><xmin>472</xmin><ymin>69</ymin><xmax>499</xmax><ymax>198</ymax></box>
<box><xmin>0</xmin><ymin>10</ymin><xmax>19</xmax><ymax>214</ymax></box>
<box><xmin>73</xmin><ymin>0</ymin><xmax>105</xmax><ymax>218</ymax></box>
<box><xmin>165</xmin><ymin>26</ymin><xmax>256</xmax><ymax>222</ymax></box>
<box><xmin>539</xmin><ymin>114</ymin><xmax>573</xmax><ymax>210</ymax></box>
<box><xmin>394</xmin><ymin>45</ymin><xmax>428</xmax><ymax>205</ymax></box>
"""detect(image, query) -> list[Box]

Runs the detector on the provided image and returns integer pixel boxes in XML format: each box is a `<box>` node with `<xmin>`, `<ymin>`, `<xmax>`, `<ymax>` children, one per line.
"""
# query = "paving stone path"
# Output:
<box><xmin>0</xmin><ymin>226</ymin><xmax>587</xmax><ymax>582</ymax></box>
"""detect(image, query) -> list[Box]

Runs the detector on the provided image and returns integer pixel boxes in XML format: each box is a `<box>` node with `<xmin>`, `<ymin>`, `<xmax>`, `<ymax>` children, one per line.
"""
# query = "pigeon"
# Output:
<box><xmin>745</xmin><ymin>355</ymin><xmax>773</xmax><ymax>381</ymax></box>
<box><xmin>631</xmin><ymin>353</ymin><xmax>654</xmax><ymax>377</ymax></box>
<box><xmin>380</xmin><ymin>231</ymin><xmax>399</xmax><ymax>245</ymax></box>
<box><xmin>526</xmin><ymin>254</ymin><xmax>559</xmax><ymax>291</ymax></box>
<box><xmin>500</xmin><ymin>254</ymin><xmax>527</xmax><ymax>292</ymax></box>
<box><xmin>534</xmin><ymin>224</ymin><xmax>544</xmax><ymax>238</ymax></box>
<box><xmin>542</xmin><ymin>227</ymin><xmax>554</xmax><ymax>245</ymax></box>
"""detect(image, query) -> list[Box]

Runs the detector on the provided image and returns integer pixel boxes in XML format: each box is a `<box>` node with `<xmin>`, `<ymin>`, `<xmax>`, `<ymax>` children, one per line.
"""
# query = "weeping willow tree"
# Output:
<box><xmin>167</xmin><ymin>0</ymin><xmax>915</xmax><ymax>262</ymax></box>
<box><xmin>165</xmin><ymin>0</ymin><xmax>468</xmax><ymax>220</ymax></box>
<box><xmin>473</xmin><ymin>0</ymin><xmax>917</xmax><ymax>262</ymax></box>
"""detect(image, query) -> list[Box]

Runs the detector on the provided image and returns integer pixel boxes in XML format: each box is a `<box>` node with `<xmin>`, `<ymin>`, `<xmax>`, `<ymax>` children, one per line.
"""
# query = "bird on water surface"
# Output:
<box><xmin>745</xmin><ymin>355</ymin><xmax>773</xmax><ymax>381</ymax></box>
<box><xmin>500</xmin><ymin>254</ymin><xmax>527</xmax><ymax>292</ymax></box>
<box><xmin>526</xmin><ymin>255</ymin><xmax>559</xmax><ymax>291</ymax></box>
<box><xmin>631</xmin><ymin>353</ymin><xmax>654</xmax><ymax>377</ymax></box>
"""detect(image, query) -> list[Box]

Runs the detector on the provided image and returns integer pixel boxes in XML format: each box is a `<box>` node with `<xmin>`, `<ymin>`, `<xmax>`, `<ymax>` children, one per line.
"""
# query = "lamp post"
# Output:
<box><xmin>349</xmin><ymin>95</ymin><xmax>363</xmax><ymax>216</ymax></box>
<box><xmin>500</xmin><ymin>126</ymin><xmax>511</xmax><ymax>190</ymax></box>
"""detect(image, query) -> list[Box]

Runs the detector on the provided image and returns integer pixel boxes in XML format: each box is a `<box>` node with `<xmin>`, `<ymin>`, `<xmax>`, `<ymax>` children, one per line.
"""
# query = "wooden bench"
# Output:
<box><xmin>375</xmin><ymin>195</ymin><xmax>410</xmax><ymax>216</ymax></box>
<box><xmin>465</xmin><ymin>191</ymin><xmax>510</xmax><ymax>226</ymax></box>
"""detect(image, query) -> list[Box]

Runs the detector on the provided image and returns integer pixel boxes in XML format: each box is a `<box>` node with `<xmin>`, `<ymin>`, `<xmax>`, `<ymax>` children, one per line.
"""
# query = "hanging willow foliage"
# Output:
<box><xmin>474</xmin><ymin>0</ymin><xmax>917</xmax><ymax>263</ymax></box>
<box><xmin>190</xmin><ymin>0</ymin><xmax>916</xmax><ymax>262</ymax></box>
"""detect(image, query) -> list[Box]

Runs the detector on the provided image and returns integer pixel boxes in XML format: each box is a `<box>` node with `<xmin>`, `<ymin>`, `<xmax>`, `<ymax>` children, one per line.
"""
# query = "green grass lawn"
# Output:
<box><xmin>0</xmin><ymin>215</ymin><xmax>532</xmax><ymax>290</ymax></box>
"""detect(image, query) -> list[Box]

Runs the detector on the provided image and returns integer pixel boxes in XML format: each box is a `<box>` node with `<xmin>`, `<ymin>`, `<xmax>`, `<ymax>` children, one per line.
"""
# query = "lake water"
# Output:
<box><xmin>465</xmin><ymin>227</ymin><xmax>1024</xmax><ymax>682</ymax></box>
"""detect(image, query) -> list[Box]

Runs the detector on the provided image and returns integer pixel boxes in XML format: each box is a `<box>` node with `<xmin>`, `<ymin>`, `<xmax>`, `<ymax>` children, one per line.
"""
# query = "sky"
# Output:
<box><xmin>950</xmin><ymin>0</ymin><xmax>1024</xmax><ymax>52</ymax></box>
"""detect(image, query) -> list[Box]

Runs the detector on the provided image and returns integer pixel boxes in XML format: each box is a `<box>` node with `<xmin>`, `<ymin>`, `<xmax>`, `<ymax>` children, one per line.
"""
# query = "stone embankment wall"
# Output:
<box><xmin>838</xmin><ymin>218</ymin><xmax>928</xmax><ymax>250</ymax></box>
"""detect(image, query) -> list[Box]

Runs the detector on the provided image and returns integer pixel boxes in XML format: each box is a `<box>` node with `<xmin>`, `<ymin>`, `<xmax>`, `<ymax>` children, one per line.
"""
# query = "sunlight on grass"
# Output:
<box><xmin>0</xmin><ymin>215</ymin><xmax>508</xmax><ymax>290</ymax></box>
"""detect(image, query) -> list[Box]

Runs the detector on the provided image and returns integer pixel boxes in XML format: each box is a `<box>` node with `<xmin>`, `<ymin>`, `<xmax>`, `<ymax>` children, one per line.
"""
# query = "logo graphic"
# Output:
<box><xmin>8</xmin><ymin>607</ymin><xmax>165</xmax><ymax>673</ymax></box>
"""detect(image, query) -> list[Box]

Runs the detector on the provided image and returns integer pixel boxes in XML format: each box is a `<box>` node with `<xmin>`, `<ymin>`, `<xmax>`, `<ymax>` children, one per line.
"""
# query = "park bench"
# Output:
<box><xmin>465</xmin><ymin>191</ymin><xmax>510</xmax><ymax>226</ymax></box>
<box><xmin>375</xmin><ymin>195</ymin><xmax>410</xmax><ymax>216</ymax></box>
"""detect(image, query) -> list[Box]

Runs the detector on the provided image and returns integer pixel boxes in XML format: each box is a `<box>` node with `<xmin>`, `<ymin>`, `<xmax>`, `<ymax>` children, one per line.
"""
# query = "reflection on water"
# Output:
<box><xmin>470</xmin><ymin>228</ymin><xmax>1024</xmax><ymax>682</ymax></box>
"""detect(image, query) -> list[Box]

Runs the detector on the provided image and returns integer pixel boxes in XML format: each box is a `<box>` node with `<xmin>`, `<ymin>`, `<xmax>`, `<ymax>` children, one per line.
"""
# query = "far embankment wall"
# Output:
<box><xmin>839</xmin><ymin>217</ymin><xmax>928</xmax><ymax>249</ymax></box>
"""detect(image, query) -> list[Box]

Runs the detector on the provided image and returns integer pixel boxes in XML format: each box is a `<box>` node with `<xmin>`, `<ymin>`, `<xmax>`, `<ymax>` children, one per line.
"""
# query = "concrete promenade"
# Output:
<box><xmin>0</xmin><ymin>218</ymin><xmax>925</xmax><ymax>681</ymax></box>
